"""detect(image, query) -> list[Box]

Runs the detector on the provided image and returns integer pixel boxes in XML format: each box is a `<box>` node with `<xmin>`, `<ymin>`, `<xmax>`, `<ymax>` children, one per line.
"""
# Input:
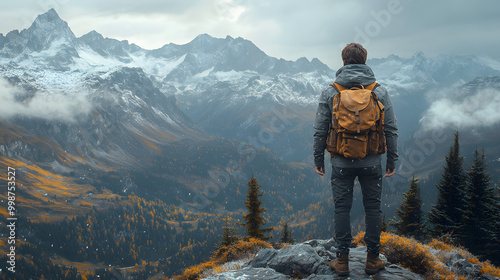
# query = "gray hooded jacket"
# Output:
<box><xmin>313</xmin><ymin>64</ymin><xmax>398</xmax><ymax>169</ymax></box>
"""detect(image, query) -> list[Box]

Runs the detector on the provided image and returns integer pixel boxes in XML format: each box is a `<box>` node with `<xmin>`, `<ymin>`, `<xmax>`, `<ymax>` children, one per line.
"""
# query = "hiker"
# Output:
<box><xmin>313</xmin><ymin>43</ymin><xmax>399</xmax><ymax>275</ymax></box>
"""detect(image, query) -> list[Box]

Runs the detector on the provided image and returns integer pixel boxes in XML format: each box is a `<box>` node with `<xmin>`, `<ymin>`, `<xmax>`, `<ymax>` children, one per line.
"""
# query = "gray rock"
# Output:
<box><xmin>244</xmin><ymin>240</ymin><xmax>424</xmax><ymax>280</ymax></box>
<box><xmin>202</xmin><ymin>267</ymin><xmax>289</xmax><ymax>280</ymax></box>
<box><xmin>249</xmin><ymin>248</ymin><xmax>278</xmax><ymax>267</ymax></box>
<box><xmin>480</xmin><ymin>274</ymin><xmax>500</xmax><ymax>280</ymax></box>
<box><xmin>250</xmin><ymin>243</ymin><xmax>330</xmax><ymax>277</ymax></box>
<box><xmin>207</xmin><ymin>238</ymin><xmax>499</xmax><ymax>280</ymax></box>
<box><xmin>442</xmin><ymin>251</ymin><xmax>465</xmax><ymax>266</ymax></box>
<box><xmin>451</xmin><ymin>258</ymin><xmax>482</xmax><ymax>278</ymax></box>
<box><xmin>317</xmin><ymin>247</ymin><xmax>424</xmax><ymax>280</ymax></box>
<box><xmin>442</xmin><ymin>251</ymin><xmax>489</xmax><ymax>279</ymax></box>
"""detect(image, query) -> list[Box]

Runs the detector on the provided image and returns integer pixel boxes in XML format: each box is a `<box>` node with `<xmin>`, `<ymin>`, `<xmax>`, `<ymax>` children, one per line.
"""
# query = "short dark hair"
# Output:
<box><xmin>342</xmin><ymin>43</ymin><xmax>367</xmax><ymax>65</ymax></box>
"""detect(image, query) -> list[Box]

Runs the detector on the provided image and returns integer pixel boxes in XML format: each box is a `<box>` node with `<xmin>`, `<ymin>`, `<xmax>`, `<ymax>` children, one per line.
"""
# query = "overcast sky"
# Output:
<box><xmin>1</xmin><ymin>0</ymin><xmax>499</xmax><ymax>68</ymax></box>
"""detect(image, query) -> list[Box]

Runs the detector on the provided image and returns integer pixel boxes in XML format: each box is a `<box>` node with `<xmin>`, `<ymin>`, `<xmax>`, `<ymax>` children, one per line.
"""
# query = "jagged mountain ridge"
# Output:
<box><xmin>0</xmin><ymin>9</ymin><xmax>202</xmax><ymax>168</ymax></box>
<box><xmin>2</xmin><ymin>9</ymin><xmax>499</xmax><ymax>161</ymax></box>
<box><xmin>0</xmin><ymin>66</ymin><xmax>201</xmax><ymax>169</ymax></box>
<box><xmin>0</xmin><ymin>8</ymin><xmax>337</xmax><ymax>168</ymax></box>
<box><xmin>1</xmin><ymin>8</ymin><xmax>499</xmax><ymax>211</ymax></box>
<box><xmin>0</xmin><ymin>9</ymin><xmax>332</xmax><ymax>93</ymax></box>
<box><xmin>369</xmin><ymin>52</ymin><xmax>500</xmax><ymax>93</ymax></box>
<box><xmin>1</xmin><ymin>8</ymin><xmax>499</xmax><ymax>212</ymax></box>
<box><xmin>0</xmin><ymin>9</ymin><xmax>330</xmax><ymax>213</ymax></box>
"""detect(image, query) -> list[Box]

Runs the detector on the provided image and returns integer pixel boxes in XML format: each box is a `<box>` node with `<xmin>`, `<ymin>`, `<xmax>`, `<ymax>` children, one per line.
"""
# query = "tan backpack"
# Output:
<box><xmin>326</xmin><ymin>82</ymin><xmax>387</xmax><ymax>158</ymax></box>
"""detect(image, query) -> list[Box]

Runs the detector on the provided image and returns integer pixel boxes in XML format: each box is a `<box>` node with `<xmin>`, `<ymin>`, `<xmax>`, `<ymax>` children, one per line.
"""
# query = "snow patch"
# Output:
<box><xmin>193</xmin><ymin>67</ymin><xmax>214</xmax><ymax>79</ymax></box>
<box><xmin>152</xmin><ymin>106</ymin><xmax>177</xmax><ymax>126</ymax></box>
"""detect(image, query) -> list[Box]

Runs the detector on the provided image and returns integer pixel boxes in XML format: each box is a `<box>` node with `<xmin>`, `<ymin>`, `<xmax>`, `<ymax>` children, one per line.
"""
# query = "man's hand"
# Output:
<box><xmin>315</xmin><ymin>166</ymin><xmax>325</xmax><ymax>176</ymax></box>
<box><xmin>384</xmin><ymin>167</ymin><xmax>396</xmax><ymax>177</ymax></box>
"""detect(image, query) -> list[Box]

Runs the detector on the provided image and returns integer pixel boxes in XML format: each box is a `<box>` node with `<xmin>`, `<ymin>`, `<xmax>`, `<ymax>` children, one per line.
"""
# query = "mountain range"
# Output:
<box><xmin>1</xmin><ymin>8</ymin><xmax>500</xmax><ymax>278</ymax></box>
<box><xmin>2</xmin><ymin>6</ymin><xmax>500</xmax><ymax>237</ymax></box>
<box><xmin>2</xmin><ymin>9</ymin><xmax>500</xmax><ymax>164</ymax></box>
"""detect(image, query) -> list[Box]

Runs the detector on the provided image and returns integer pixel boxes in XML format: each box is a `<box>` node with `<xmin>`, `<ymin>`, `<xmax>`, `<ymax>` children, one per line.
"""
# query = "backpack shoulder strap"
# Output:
<box><xmin>368</xmin><ymin>82</ymin><xmax>385</xmax><ymax>112</ymax></box>
<box><xmin>365</xmin><ymin>82</ymin><xmax>379</xmax><ymax>91</ymax></box>
<box><xmin>330</xmin><ymin>82</ymin><xmax>346</xmax><ymax>93</ymax></box>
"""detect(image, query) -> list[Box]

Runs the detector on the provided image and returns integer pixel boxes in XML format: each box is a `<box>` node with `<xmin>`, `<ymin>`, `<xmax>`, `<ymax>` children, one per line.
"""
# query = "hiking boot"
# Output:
<box><xmin>330</xmin><ymin>251</ymin><xmax>349</xmax><ymax>276</ymax></box>
<box><xmin>365</xmin><ymin>252</ymin><xmax>385</xmax><ymax>274</ymax></box>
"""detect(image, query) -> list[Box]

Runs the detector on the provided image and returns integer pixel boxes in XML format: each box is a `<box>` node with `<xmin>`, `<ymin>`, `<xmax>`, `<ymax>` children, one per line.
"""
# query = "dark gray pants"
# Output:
<box><xmin>331</xmin><ymin>164</ymin><xmax>383</xmax><ymax>253</ymax></box>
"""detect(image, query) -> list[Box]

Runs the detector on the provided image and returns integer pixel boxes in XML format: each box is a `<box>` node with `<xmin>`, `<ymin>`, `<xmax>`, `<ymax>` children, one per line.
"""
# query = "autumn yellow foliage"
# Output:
<box><xmin>428</xmin><ymin>239</ymin><xmax>454</xmax><ymax>251</ymax></box>
<box><xmin>379</xmin><ymin>232</ymin><xmax>434</xmax><ymax>275</ymax></box>
<box><xmin>180</xmin><ymin>261</ymin><xmax>216</xmax><ymax>280</ymax></box>
<box><xmin>353</xmin><ymin>231</ymin><xmax>500</xmax><ymax>279</ymax></box>
<box><xmin>177</xmin><ymin>237</ymin><xmax>272</xmax><ymax>280</ymax></box>
<box><xmin>429</xmin><ymin>239</ymin><xmax>500</xmax><ymax>278</ymax></box>
<box><xmin>212</xmin><ymin>237</ymin><xmax>272</xmax><ymax>265</ymax></box>
<box><xmin>480</xmin><ymin>262</ymin><xmax>500</xmax><ymax>278</ymax></box>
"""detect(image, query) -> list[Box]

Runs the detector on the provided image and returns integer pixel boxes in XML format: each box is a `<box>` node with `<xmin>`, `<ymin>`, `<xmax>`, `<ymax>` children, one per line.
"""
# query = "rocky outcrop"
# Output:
<box><xmin>439</xmin><ymin>251</ymin><xmax>499</xmax><ymax>280</ymax></box>
<box><xmin>202</xmin><ymin>239</ymin><xmax>424</xmax><ymax>280</ymax></box>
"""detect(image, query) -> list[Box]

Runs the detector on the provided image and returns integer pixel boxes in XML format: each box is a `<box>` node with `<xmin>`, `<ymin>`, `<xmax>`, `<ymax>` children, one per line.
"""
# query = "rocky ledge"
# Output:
<box><xmin>202</xmin><ymin>239</ymin><xmax>424</xmax><ymax>280</ymax></box>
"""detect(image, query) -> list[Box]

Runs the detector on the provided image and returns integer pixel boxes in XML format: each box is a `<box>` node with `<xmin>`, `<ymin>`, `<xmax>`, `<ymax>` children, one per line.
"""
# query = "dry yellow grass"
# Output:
<box><xmin>353</xmin><ymin>232</ymin><xmax>500</xmax><ymax>279</ymax></box>
<box><xmin>177</xmin><ymin>237</ymin><xmax>273</xmax><ymax>280</ymax></box>
<box><xmin>179</xmin><ymin>261</ymin><xmax>216</xmax><ymax>280</ymax></box>
<box><xmin>0</xmin><ymin>157</ymin><xmax>120</xmax><ymax>222</ymax></box>
<box><xmin>428</xmin><ymin>239</ymin><xmax>500</xmax><ymax>278</ymax></box>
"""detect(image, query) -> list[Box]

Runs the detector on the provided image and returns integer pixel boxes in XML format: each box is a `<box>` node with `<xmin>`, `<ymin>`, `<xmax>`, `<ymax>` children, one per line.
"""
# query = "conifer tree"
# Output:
<box><xmin>487</xmin><ymin>205</ymin><xmax>500</xmax><ymax>266</ymax></box>
<box><xmin>391</xmin><ymin>175</ymin><xmax>425</xmax><ymax>240</ymax></box>
<box><xmin>428</xmin><ymin>131</ymin><xmax>467</xmax><ymax>237</ymax></box>
<box><xmin>219</xmin><ymin>215</ymin><xmax>240</xmax><ymax>248</ymax></box>
<box><xmin>457</xmin><ymin>148</ymin><xmax>499</xmax><ymax>259</ymax></box>
<box><xmin>240</xmin><ymin>175</ymin><xmax>273</xmax><ymax>241</ymax></box>
<box><xmin>279</xmin><ymin>221</ymin><xmax>294</xmax><ymax>244</ymax></box>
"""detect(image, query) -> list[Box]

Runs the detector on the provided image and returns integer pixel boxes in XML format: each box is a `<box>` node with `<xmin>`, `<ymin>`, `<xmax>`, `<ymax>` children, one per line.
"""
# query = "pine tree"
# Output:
<box><xmin>428</xmin><ymin>131</ymin><xmax>467</xmax><ymax>237</ymax></box>
<box><xmin>391</xmin><ymin>175</ymin><xmax>425</xmax><ymax>240</ymax></box>
<box><xmin>240</xmin><ymin>175</ymin><xmax>273</xmax><ymax>241</ymax></box>
<box><xmin>457</xmin><ymin>148</ymin><xmax>499</xmax><ymax>259</ymax></box>
<box><xmin>488</xmin><ymin>199</ymin><xmax>500</xmax><ymax>266</ymax></box>
<box><xmin>279</xmin><ymin>221</ymin><xmax>294</xmax><ymax>244</ymax></box>
<box><xmin>219</xmin><ymin>215</ymin><xmax>240</xmax><ymax>248</ymax></box>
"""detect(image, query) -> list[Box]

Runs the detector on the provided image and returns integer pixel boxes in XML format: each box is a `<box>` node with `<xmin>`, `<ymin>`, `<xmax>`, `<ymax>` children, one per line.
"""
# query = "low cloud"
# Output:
<box><xmin>422</xmin><ymin>87</ymin><xmax>500</xmax><ymax>130</ymax></box>
<box><xmin>0</xmin><ymin>78</ymin><xmax>92</xmax><ymax>122</ymax></box>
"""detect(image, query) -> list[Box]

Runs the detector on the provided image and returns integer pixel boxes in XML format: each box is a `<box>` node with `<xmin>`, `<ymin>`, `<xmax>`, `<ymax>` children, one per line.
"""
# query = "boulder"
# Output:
<box><xmin>202</xmin><ymin>267</ymin><xmax>289</xmax><ymax>280</ymax></box>
<box><xmin>202</xmin><ymin>239</ymin><xmax>425</xmax><ymax>280</ymax></box>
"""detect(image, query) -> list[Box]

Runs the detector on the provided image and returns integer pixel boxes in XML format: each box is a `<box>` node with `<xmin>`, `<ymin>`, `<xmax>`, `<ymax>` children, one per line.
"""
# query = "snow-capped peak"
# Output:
<box><xmin>26</xmin><ymin>8</ymin><xmax>76</xmax><ymax>52</ymax></box>
<box><xmin>33</xmin><ymin>8</ymin><xmax>62</xmax><ymax>24</ymax></box>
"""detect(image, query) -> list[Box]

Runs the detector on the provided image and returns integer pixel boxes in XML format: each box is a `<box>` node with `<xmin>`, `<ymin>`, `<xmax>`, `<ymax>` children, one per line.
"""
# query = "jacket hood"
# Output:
<box><xmin>335</xmin><ymin>64</ymin><xmax>376</xmax><ymax>88</ymax></box>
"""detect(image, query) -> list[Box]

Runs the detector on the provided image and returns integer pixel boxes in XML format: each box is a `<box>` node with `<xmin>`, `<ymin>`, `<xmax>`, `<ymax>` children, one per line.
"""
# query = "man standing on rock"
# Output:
<box><xmin>313</xmin><ymin>43</ymin><xmax>398</xmax><ymax>275</ymax></box>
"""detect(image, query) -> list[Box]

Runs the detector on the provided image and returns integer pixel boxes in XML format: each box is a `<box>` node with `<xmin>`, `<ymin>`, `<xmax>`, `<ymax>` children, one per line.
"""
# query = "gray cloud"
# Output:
<box><xmin>0</xmin><ymin>79</ymin><xmax>92</xmax><ymax>122</ymax></box>
<box><xmin>1</xmin><ymin>0</ymin><xmax>500</xmax><ymax>68</ymax></box>
<box><xmin>422</xmin><ymin>87</ymin><xmax>500</xmax><ymax>130</ymax></box>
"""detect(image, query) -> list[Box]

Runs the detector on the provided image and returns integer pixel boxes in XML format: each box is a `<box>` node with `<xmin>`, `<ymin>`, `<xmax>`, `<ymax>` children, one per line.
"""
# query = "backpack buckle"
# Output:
<box><xmin>355</xmin><ymin>108</ymin><xmax>360</xmax><ymax>133</ymax></box>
